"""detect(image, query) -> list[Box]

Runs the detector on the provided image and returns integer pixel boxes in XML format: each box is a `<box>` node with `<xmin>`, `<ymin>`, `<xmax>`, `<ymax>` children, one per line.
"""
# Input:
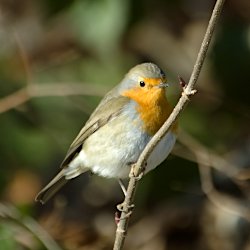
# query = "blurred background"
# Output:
<box><xmin>0</xmin><ymin>0</ymin><xmax>250</xmax><ymax>249</ymax></box>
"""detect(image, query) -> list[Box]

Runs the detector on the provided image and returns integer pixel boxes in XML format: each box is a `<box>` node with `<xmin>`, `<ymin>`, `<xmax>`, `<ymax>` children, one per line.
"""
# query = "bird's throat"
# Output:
<box><xmin>122</xmin><ymin>88</ymin><xmax>177</xmax><ymax>135</ymax></box>
<box><xmin>136</xmin><ymin>95</ymin><xmax>171</xmax><ymax>135</ymax></box>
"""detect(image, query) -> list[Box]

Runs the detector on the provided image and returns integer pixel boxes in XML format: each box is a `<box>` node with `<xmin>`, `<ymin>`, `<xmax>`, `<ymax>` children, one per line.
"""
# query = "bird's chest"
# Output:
<box><xmin>79</xmin><ymin>111</ymin><xmax>150</xmax><ymax>178</ymax></box>
<box><xmin>136</xmin><ymin>102</ymin><xmax>169</xmax><ymax>135</ymax></box>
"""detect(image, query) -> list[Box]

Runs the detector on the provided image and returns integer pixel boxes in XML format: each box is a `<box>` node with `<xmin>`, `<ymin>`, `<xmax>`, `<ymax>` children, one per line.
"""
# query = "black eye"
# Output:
<box><xmin>139</xmin><ymin>81</ymin><xmax>145</xmax><ymax>87</ymax></box>
<box><xmin>160</xmin><ymin>69</ymin><xmax>165</xmax><ymax>77</ymax></box>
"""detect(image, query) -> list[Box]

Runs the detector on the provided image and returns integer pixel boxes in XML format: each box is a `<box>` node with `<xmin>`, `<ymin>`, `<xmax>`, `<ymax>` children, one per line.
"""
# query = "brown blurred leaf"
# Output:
<box><xmin>4</xmin><ymin>170</ymin><xmax>41</xmax><ymax>204</ymax></box>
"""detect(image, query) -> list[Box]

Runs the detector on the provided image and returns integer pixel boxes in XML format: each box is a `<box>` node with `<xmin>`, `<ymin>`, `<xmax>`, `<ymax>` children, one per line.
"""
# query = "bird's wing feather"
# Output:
<box><xmin>60</xmin><ymin>95</ymin><xmax>130</xmax><ymax>167</ymax></box>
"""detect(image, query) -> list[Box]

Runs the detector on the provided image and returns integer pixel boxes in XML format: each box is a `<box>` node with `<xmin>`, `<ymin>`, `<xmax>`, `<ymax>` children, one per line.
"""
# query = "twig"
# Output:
<box><xmin>197</xmin><ymin>154</ymin><xmax>250</xmax><ymax>222</ymax></box>
<box><xmin>178</xmin><ymin>130</ymin><xmax>250</xmax><ymax>222</ymax></box>
<box><xmin>174</xmin><ymin>130</ymin><xmax>250</xmax><ymax>198</ymax></box>
<box><xmin>0</xmin><ymin>88</ymin><xmax>30</xmax><ymax>114</ymax></box>
<box><xmin>175</xmin><ymin>130</ymin><xmax>239</xmax><ymax>179</ymax></box>
<box><xmin>0</xmin><ymin>31</ymin><xmax>108</xmax><ymax>114</ymax></box>
<box><xmin>0</xmin><ymin>83</ymin><xmax>108</xmax><ymax>114</ymax></box>
<box><xmin>0</xmin><ymin>203</ymin><xmax>62</xmax><ymax>250</ymax></box>
<box><xmin>113</xmin><ymin>0</ymin><xmax>226</xmax><ymax>249</ymax></box>
<box><xmin>14</xmin><ymin>31</ymin><xmax>33</xmax><ymax>85</ymax></box>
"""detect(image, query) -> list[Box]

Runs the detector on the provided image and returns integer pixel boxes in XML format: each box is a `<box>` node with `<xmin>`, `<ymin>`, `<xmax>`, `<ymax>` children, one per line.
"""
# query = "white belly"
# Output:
<box><xmin>65</xmin><ymin>111</ymin><xmax>176</xmax><ymax>179</ymax></box>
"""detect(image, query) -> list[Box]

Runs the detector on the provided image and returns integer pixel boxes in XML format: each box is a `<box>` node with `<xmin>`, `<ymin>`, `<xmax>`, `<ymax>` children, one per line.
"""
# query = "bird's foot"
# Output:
<box><xmin>129</xmin><ymin>163</ymin><xmax>146</xmax><ymax>180</ymax></box>
<box><xmin>116</xmin><ymin>202</ymin><xmax>134</xmax><ymax>212</ymax></box>
<box><xmin>115</xmin><ymin>202</ymin><xmax>134</xmax><ymax>224</ymax></box>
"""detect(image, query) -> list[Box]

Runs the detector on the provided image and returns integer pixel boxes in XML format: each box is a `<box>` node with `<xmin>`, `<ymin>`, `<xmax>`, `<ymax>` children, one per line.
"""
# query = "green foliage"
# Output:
<box><xmin>0</xmin><ymin>224</ymin><xmax>18</xmax><ymax>250</ymax></box>
<box><xmin>69</xmin><ymin>0</ymin><xmax>130</xmax><ymax>56</ymax></box>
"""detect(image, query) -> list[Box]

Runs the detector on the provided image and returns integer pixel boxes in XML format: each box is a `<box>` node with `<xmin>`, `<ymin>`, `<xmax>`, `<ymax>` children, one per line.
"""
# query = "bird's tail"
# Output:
<box><xmin>36</xmin><ymin>164</ymin><xmax>90</xmax><ymax>204</ymax></box>
<box><xmin>35</xmin><ymin>169</ymin><xmax>68</xmax><ymax>204</ymax></box>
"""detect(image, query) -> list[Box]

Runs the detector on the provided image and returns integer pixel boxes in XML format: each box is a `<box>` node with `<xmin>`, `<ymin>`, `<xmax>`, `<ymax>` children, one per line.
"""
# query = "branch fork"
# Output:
<box><xmin>179</xmin><ymin>76</ymin><xmax>197</xmax><ymax>99</ymax></box>
<box><xmin>182</xmin><ymin>88</ymin><xmax>198</xmax><ymax>99</ymax></box>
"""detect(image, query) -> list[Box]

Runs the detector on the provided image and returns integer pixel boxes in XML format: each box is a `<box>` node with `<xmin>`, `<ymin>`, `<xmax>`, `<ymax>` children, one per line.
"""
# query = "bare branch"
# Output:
<box><xmin>175</xmin><ymin>130</ymin><xmax>239</xmax><ymax>179</ymax></box>
<box><xmin>0</xmin><ymin>88</ymin><xmax>30</xmax><ymax>114</ymax></box>
<box><xmin>0</xmin><ymin>203</ymin><xmax>62</xmax><ymax>250</ymax></box>
<box><xmin>14</xmin><ymin>31</ymin><xmax>33</xmax><ymax>85</ymax></box>
<box><xmin>197</xmin><ymin>154</ymin><xmax>250</xmax><ymax>222</ymax></box>
<box><xmin>0</xmin><ymin>83</ymin><xmax>108</xmax><ymax>114</ymax></box>
<box><xmin>113</xmin><ymin>0</ymin><xmax>226</xmax><ymax>249</ymax></box>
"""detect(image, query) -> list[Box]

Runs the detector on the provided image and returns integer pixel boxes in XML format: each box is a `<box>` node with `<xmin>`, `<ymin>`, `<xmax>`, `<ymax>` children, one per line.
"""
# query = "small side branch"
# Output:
<box><xmin>0</xmin><ymin>83</ymin><xmax>107</xmax><ymax>114</ymax></box>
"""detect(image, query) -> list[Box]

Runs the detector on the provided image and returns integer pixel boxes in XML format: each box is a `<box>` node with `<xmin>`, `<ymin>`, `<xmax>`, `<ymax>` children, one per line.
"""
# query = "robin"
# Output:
<box><xmin>35</xmin><ymin>63</ymin><xmax>177</xmax><ymax>204</ymax></box>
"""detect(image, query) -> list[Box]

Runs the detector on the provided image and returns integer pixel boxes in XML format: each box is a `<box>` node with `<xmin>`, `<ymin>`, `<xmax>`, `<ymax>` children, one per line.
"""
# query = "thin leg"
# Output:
<box><xmin>118</xmin><ymin>179</ymin><xmax>127</xmax><ymax>196</ymax></box>
<box><xmin>116</xmin><ymin>179</ymin><xmax>134</xmax><ymax>213</ymax></box>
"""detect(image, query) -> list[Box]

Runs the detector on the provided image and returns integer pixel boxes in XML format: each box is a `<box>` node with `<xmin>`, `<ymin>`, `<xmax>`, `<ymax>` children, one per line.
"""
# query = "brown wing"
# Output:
<box><xmin>60</xmin><ymin>95</ymin><xmax>130</xmax><ymax>168</ymax></box>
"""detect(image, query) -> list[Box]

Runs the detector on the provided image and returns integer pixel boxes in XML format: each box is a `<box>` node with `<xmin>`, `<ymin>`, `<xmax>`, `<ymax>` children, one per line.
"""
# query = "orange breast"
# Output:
<box><xmin>122</xmin><ymin>87</ymin><xmax>178</xmax><ymax>135</ymax></box>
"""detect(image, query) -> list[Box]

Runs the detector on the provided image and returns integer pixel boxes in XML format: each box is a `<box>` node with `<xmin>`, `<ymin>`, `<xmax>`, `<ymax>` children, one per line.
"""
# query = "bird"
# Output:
<box><xmin>35</xmin><ymin>62</ymin><xmax>178</xmax><ymax>204</ymax></box>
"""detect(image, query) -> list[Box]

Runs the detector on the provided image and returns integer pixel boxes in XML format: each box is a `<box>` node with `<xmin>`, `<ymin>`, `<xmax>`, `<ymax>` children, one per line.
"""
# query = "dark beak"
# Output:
<box><xmin>157</xmin><ymin>82</ymin><xmax>169</xmax><ymax>88</ymax></box>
